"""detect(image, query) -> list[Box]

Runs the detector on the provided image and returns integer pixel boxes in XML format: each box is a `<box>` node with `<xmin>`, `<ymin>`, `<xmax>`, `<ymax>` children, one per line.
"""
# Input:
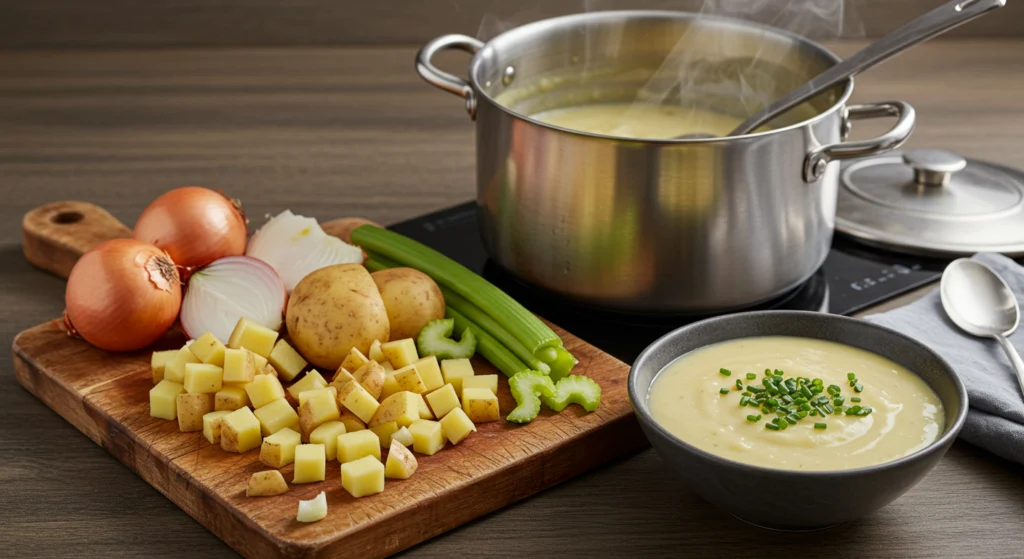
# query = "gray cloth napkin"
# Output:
<box><xmin>865</xmin><ymin>253</ymin><xmax>1024</xmax><ymax>464</ymax></box>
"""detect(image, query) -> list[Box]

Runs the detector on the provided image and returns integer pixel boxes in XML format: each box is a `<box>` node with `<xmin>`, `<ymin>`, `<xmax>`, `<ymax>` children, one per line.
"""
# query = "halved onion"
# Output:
<box><xmin>180</xmin><ymin>256</ymin><xmax>286</xmax><ymax>342</ymax></box>
<box><xmin>246</xmin><ymin>210</ymin><xmax>364</xmax><ymax>292</ymax></box>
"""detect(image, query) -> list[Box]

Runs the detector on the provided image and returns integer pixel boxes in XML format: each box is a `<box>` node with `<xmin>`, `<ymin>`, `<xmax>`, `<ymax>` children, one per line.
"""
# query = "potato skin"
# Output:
<box><xmin>286</xmin><ymin>264</ymin><xmax>390</xmax><ymax>370</ymax></box>
<box><xmin>371</xmin><ymin>268</ymin><xmax>445</xmax><ymax>340</ymax></box>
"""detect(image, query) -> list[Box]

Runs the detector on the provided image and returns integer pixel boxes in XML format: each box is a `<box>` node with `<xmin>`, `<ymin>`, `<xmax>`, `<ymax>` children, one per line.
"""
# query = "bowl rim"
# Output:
<box><xmin>469</xmin><ymin>9</ymin><xmax>855</xmax><ymax>144</ymax></box>
<box><xmin>627</xmin><ymin>310</ymin><xmax>969</xmax><ymax>476</ymax></box>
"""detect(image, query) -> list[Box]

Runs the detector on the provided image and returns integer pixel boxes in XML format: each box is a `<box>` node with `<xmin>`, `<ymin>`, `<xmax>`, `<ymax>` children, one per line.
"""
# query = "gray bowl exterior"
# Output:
<box><xmin>628</xmin><ymin>311</ymin><xmax>968</xmax><ymax>530</ymax></box>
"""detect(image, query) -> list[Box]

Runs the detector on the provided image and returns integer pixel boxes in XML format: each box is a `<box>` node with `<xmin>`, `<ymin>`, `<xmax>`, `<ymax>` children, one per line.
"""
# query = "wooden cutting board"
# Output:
<box><xmin>12</xmin><ymin>201</ymin><xmax>645</xmax><ymax>559</ymax></box>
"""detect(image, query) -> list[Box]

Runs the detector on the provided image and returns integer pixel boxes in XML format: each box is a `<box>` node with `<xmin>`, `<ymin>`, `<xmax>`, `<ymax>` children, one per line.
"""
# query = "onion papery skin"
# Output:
<box><xmin>180</xmin><ymin>256</ymin><xmax>287</xmax><ymax>342</ymax></box>
<box><xmin>134</xmin><ymin>186</ymin><xmax>248</xmax><ymax>270</ymax></box>
<box><xmin>65</xmin><ymin>239</ymin><xmax>182</xmax><ymax>352</ymax></box>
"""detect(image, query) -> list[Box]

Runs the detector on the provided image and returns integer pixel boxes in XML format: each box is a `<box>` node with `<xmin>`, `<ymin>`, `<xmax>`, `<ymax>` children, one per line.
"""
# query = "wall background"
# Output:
<box><xmin>0</xmin><ymin>0</ymin><xmax>1019</xmax><ymax>49</ymax></box>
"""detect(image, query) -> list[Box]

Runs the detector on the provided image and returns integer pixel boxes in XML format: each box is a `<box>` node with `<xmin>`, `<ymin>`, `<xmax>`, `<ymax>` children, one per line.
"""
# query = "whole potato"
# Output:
<box><xmin>371</xmin><ymin>268</ymin><xmax>445</xmax><ymax>340</ymax></box>
<box><xmin>286</xmin><ymin>264</ymin><xmax>390</xmax><ymax>370</ymax></box>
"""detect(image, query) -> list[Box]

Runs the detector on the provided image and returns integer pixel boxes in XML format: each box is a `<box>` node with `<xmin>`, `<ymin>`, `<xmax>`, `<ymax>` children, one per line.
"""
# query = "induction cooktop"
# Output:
<box><xmin>389</xmin><ymin>202</ymin><xmax>949</xmax><ymax>363</ymax></box>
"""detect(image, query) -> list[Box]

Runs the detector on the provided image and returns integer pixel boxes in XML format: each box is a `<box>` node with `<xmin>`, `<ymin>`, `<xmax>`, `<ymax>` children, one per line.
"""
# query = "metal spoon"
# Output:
<box><xmin>674</xmin><ymin>0</ymin><xmax>1005</xmax><ymax>140</ymax></box>
<box><xmin>940</xmin><ymin>258</ymin><xmax>1024</xmax><ymax>397</ymax></box>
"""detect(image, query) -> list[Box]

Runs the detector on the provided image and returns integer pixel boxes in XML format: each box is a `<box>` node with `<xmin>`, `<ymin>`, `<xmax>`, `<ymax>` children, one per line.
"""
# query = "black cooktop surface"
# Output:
<box><xmin>390</xmin><ymin>202</ymin><xmax>949</xmax><ymax>363</ymax></box>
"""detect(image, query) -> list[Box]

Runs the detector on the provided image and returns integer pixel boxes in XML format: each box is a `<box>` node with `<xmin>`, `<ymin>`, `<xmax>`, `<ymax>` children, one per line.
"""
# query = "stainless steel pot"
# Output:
<box><xmin>416</xmin><ymin>11</ymin><xmax>915</xmax><ymax>312</ymax></box>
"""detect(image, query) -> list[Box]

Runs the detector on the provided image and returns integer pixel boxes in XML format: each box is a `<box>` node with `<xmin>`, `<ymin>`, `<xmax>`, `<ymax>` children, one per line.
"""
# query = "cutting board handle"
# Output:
<box><xmin>22</xmin><ymin>201</ymin><xmax>133</xmax><ymax>280</ymax></box>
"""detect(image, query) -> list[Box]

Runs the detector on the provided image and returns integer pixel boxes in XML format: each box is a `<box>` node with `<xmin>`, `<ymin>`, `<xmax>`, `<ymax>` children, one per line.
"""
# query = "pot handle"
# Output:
<box><xmin>803</xmin><ymin>101</ymin><xmax>916</xmax><ymax>182</ymax></box>
<box><xmin>416</xmin><ymin>34</ymin><xmax>485</xmax><ymax>120</ymax></box>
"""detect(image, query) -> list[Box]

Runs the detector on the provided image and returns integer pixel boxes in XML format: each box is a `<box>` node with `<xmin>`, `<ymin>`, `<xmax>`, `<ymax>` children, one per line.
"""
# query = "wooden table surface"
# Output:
<box><xmin>2</xmin><ymin>40</ymin><xmax>1024</xmax><ymax>557</ymax></box>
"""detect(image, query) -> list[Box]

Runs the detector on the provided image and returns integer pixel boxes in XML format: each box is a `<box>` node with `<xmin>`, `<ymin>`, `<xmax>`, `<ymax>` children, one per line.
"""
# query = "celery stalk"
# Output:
<box><xmin>441</xmin><ymin>289</ymin><xmax>551</xmax><ymax>375</ymax></box>
<box><xmin>352</xmin><ymin>226</ymin><xmax>561</xmax><ymax>354</ymax></box>
<box><xmin>446</xmin><ymin>306</ymin><xmax>529</xmax><ymax>378</ymax></box>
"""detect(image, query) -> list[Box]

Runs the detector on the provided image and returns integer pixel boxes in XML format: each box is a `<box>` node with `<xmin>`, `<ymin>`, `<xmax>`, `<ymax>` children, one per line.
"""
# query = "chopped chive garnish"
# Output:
<box><xmin>748</xmin><ymin>386</ymin><xmax>765</xmax><ymax>394</ymax></box>
<box><xmin>851</xmin><ymin>397</ymin><xmax>861</xmax><ymax>402</ymax></box>
<box><xmin>739</xmin><ymin>396</ymin><xmax>750</xmax><ymax>406</ymax></box>
<box><xmin>854</xmin><ymin>384</ymin><xmax>864</xmax><ymax>393</ymax></box>
<box><xmin>735</xmin><ymin>379</ymin><xmax>743</xmax><ymax>390</ymax></box>
<box><xmin>797</xmin><ymin>410</ymin><xmax>808</xmax><ymax>419</ymax></box>
<box><xmin>814</xmin><ymin>422</ymin><xmax>827</xmax><ymax>430</ymax></box>
<box><xmin>793</xmin><ymin>397</ymin><xmax>808</xmax><ymax>405</ymax></box>
<box><xmin>735</xmin><ymin>367</ymin><xmax>872</xmax><ymax>431</ymax></box>
<box><xmin>845</xmin><ymin>405</ymin><xmax>862</xmax><ymax>415</ymax></box>
<box><xmin>847</xmin><ymin>372</ymin><xmax>856</xmax><ymax>380</ymax></box>
<box><xmin>833</xmin><ymin>396</ymin><xmax>844</xmax><ymax>406</ymax></box>
<box><xmin>747</xmin><ymin>414</ymin><xmax>760</xmax><ymax>422</ymax></box>
<box><xmin>719</xmin><ymin>388</ymin><xmax>730</xmax><ymax>395</ymax></box>
<box><xmin>766</xmin><ymin>398</ymin><xmax>779</xmax><ymax>407</ymax></box>
<box><xmin>834</xmin><ymin>406</ymin><xmax>843</xmax><ymax>415</ymax></box>
<box><xmin>860</xmin><ymin>407</ymin><xmax>873</xmax><ymax>415</ymax></box>
<box><xmin>799</xmin><ymin>385</ymin><xmax>813</xmax><ymax>398</ymax></box>
<box><xmin>766</xmin><ymin>423</ymin><xmax>780</xmax><ymax>430</ymax></box>
<box><xmin>827</xmin><ymin>385</ymin><xmax>841</xmax><ymax>396</ymax></box>
<box><xmin>746</xmin><ymin>372</ymin><xmax>757</xmax><ymax>380</ymax></box>
<box><xmin>778</xmin><ymin>419</ymin><xmax>788</xmax><ymax>430</ymax></box>
<box><xmin>719</xmin><ymin>368</ymin><xmax>732</xmax><ymax>377</ymax></box>
<box><xmin>849</xmin><ymin>379</ymin><xmax>858</xmax><ymax>387</ymax></box>
<box><xmin>764</xmin><ymin>368</ymin><xmax>771</xmax><ymax>376</ymax></box>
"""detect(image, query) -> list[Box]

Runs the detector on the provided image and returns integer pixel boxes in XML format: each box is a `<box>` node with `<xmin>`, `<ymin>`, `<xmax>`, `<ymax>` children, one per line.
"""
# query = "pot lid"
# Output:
<box><xmin>836</xmin><ymin>148</ymin><xmax>1024</xmax><ymax>257</ymax></box>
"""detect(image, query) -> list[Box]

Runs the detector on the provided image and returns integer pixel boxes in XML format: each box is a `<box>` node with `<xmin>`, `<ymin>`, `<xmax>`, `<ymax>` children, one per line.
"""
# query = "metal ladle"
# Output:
<box><xmin>674</xmin><ymin>0</ymin><xmax>1005</xmax><ymax>140</ymax></box>
<box><xmin>941</xmin><ymin>258</ymin><xmax>1024</xmax><ymax>398</ymax></box>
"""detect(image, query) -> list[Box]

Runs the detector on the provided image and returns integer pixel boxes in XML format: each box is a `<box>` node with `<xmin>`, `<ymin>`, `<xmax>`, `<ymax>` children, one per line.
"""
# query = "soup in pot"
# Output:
<box><xmin>531</xmin><ymin>103</ymin><xmax>745</xmax><ymax>139</ymax></box>
<box><xmin>647</xmin><ymin>336</ymin><xmax>944</xmax><ymax>471</ymax></box>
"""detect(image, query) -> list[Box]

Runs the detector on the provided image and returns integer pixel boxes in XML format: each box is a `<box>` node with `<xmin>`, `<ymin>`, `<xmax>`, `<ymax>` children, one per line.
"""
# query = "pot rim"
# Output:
<box><xmin>469</xmin><ymin>10</ymin><xmax>855</xmax><ymax>144</ymax></box>
<box><xmin>626</xmin><ymin>310</ymin><xmax>969</xmax><ymax>477</ymax></box>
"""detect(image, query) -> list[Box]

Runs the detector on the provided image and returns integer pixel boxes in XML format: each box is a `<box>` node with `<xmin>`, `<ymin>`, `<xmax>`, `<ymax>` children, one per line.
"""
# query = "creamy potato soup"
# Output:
<box><xmin>648</xmin><ymin>337</ymin><xmax>944</xmax><ymax>471</ymax></box>
<box><xmin>531</xmin><ymin>103</ymin><xmax>745</xmax><ymax>140</ymax></box>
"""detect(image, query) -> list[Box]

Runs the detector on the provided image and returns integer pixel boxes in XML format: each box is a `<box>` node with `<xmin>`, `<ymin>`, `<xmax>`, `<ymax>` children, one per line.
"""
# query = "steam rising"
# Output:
<box><xmin>478</xmin><ymin>0</ymin><xmax>862</xmax><ymax>128</ymax></box>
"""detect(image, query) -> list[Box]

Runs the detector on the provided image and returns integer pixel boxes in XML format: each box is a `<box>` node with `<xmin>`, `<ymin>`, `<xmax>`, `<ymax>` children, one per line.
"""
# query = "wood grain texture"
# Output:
<box><xmin>1</xmin><ymin>0</ymin><xmax>1022</xmax><ymax>49</ymax></box>
<box><xmin>22</xmin><ymin>201</ymin><xmax>133</xmax><ymax>278</ymax></box>
<box><xmin>2</xmin><ymin>41</ymin><xmax>1024</xmax><ymax>558</ymax></box>
<box><xmin>12</xmin><ymin>320</ymin><xmax>641</xmax><ymax>558</ymax></box>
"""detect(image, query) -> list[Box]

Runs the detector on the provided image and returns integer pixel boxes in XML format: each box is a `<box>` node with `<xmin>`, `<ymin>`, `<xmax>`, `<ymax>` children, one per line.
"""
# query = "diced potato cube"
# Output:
<box><xmin>227</xmin><ymin>317</ymin><xmax>279</xmax><ymax>358</ymax></box>
<box><xmin>268</xmin><ymin>339</ymin><xmax>307</xmax><ymax>382</ymax></box>
<box><xmin>353</xmin><ymin>361</ymin><xmax>386</xmax><ymax>400</ymax></box>
<box><xmin>462</xmin><ymin>374</ymin><xmax>498</xmax><ymax>395</ymax></box>
<box><xmin>392</xmin><ymin>365</ymin><xmax>427</xmax><ymax>394</ymax></box>
<box><xmin>292</xmin><ymin>444</ymin><xmax>326</xmax><ymax>484</ymax></box>
<box><xmin>381</xmin><ymin>361</ymin><xmax>394</xmax><ymax>372</ymax></box>
<box><xmin>214</xmin><ymin>386</ymin><xmax>250</xmax><ymax>411</ymax></box>
<box><xmin>184</xmin><ymin>363</ymin><xmax>223</xmax><ymax>394</ymax></box>
<box><xmin>190</xmin><ymin>332</ymin><xmax>226</xmax><ymax>366</ymax></box>
<box><xmin>202</xmin><ymin>410</ymin><xmax>231</xmax><ymax>444</ymax></box>
<box><xmin>331</xmin><ymin>367</ymin><xmax>356</xmax><ymax>390</ymax></box>
<box><xmin>381</xmin><ymin>338</ymin><xmax>418</xmax><ymax>369</ymax></box>
<box><xmin>385</xmin><ymin>439</ymin><xmax>418</xmax><ymax>480</ymax></box>
<box><xmin>222</xmin><ymin>348</ymin><xmax>257</xmax><ymax>385</ymax></box>
<box><xmin>341</xmin><ymin>347</ymin><xmax>370</xmax><ymax>373</ymax></box>
<box><xmin>299</xmin><ymin>389</ymin><xmax>341</xmax><ymax>439</ymax></box>
<box><xmin>151</xmin><ymin>349</ymin><xmax>177</xmax><ymax>383</ymax></box>
<box><xmin>441</xmin><ymin>358</ymin><xmax>475</xmax><ymax>396</ymax></box>
<box><xmin>369</xmin><ymin>339</ymin><xmax>387</xmax><ymax>363</ymax></box>
<box><xmin>336</xmin><ymin>430</ymin><xmax>381</xmax><ymax>463</ymax></box>
<box><xmin>260</xmin><ymin>427</ymin><xmax>301</xmax><ymax>468</ymax></box>
<box><xmin>252</xmin><ymin>353</ymin><xmax>269</xmax><ymax>372</ymax></box>
<box><xmin>299</xmin><ymin>386</ymin><xmax>337</xmax><ymax>407</ymax></box>
<box><xmin>296</xmin><ymin>491</ymin><xmax>327</xmax><ymax>522</ymax></box>
<box><xmin>425</xmin><ymin>383</ymin><xmax>460</xmax><ymax>419</ymax></box>
<box><xmin>462</xmin><ymin>387</ymin><xmax>500</xmax><ymax>423</ymax></box>
<box><xmin>164</xmin><ymin>346</ymin><xmax>200</xmax><ymax>384</ymax></box>
<box><xmin>341</xmin><ymin>455</ymin><xmax>385</xmax><ymax>498</ymax></box>
<box><xmin>413</xmin><ymin>355</ymin><xmax>445</xmax><ymax>392</ymax></box>
<box><xmin>338</xmin><ymin>408</ymin><xmax>367</xmax><ymax>433</ymax></box>
<box><xmin>408</xmin><ymin>419</ymin><xmax>445</xmax><ymax>456</ymax></box>
<box><xmin>439</xmin><ymin>408</ymin><xmax>477</xmax><ymax>445</ymax></box>
<box><xmin>245</xmin><ymin>374</ymin><xmax>286</xmax><ymax>409</ymax></box>
<box><xmin>246</xmin><ymin>470</ymin><xmax>289</xmax><ymax>497</ymax></box>
<box><xmin>369</xmin><ymin>421</ymin><xmax>399</xmax><ymax>448</ymax></box>
<box><xmin>391</xmin><ymin>426</ymin><xmax>414</xmax><ymax>447</ymax></box>
<box><xmin>309</xmin><ymin>420</ymin><xmax>347</xmax><ymax>461</ymax></box>
<box><xmin>369</xmin><ymin>392</ymin><xmax>419</xmax><ymax>428</ymax></box>
<box><xmin>254</xmin><ymin>398</ymin><xmax>300</xmax><ymax>436</ymax></box>
<box><xmin>150</xmin><ymin>379</ymin><xmax>186</xmax><ymax>420</ymax></box>
<box><xmin>221</xmin><ymin>407</ymin><xmax>262</xmax><ymax>453</ymax></box>
<box><xmin>287</xmin><ymin>370</ymin><xmax>328</xmax><ymax>400</ymax></box>
<box><xmin>176</xmin><ymin>393</ymin><xmax>214</xmax><ymax>432</ymax></box>
<box><xmin>379</xmin><ymin>372</ymin><xmax>402</xmax><ymax>400</ymax></box>
<box><xmin>413</xmin><ymin>393</ymin><xmax>433</xmax><ymax>419</ymax></box>
<box><xmin>338</xmin><ymin>381</ymin><xmax>380</xmax><ymax>424</ymax></box>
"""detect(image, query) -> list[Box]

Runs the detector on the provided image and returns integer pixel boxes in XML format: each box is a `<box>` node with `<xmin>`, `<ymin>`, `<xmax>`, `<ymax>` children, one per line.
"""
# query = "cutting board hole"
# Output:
<box><xmin>52</xmin><ymin>211</ymin><xmax>84</xmax><ymax>224</ymax></box>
